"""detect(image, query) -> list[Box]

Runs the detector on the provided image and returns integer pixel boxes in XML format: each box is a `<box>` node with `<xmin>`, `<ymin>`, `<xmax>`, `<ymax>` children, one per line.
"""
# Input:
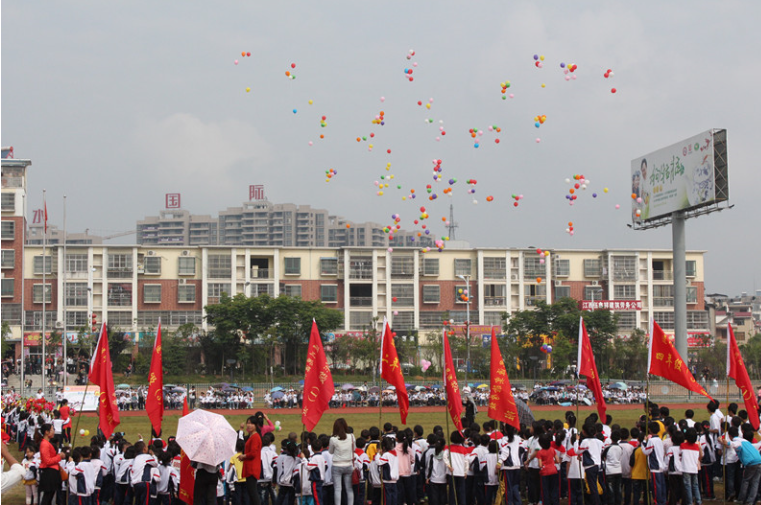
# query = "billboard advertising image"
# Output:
<box><xmin>62</xmin><ymin>385</ymin><xmax>101</xmax><ymax>412</ymax></box>
<box><xmin>631</xmin><ymin>129</ymin><xmax>728</xmax><ymax>223</ymax></box>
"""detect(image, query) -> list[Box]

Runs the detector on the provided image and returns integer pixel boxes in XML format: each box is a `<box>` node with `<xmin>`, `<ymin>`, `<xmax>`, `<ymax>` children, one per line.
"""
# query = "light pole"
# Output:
<box><xmin>457</xmin><ymin>274</ymin><xmax>471</xmax><ymax>386</ymax></box>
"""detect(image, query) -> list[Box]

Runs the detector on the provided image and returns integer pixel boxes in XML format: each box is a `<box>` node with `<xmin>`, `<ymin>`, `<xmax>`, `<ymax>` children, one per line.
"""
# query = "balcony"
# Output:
<box><xmin>484</xmin><ymin>297</ymin><xmax>506</xmax><ymax>306</ymax></box>
<box><xmin>653</xmin><ymin>297</ymin><xmax>675</xmax><ymax>307</ymax></box>
<box><xmin>525</xmin><ymin>296</ymin><xmax>544</xmax><ymax>306</ymax></box>
<box><xmin>652</xmin><ymin>270</ymin><xmax>673</xmax><ymax>281</ymax></box>
<box><xmin>350</xmin><ymin>297</ymin><xmax>373</xmax><ymax>307</ymax></box>
<box><xmin>250</xmin><ymin>268</ymin><xmax>270</xmax><ymax>279</ymax></box>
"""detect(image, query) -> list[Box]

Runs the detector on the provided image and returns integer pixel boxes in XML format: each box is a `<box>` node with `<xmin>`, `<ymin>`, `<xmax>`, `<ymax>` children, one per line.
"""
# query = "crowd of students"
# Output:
<box><xmin>6</xmin><ymin>399</ymin><xmax>761</xmax><ymax>505</ymax></box>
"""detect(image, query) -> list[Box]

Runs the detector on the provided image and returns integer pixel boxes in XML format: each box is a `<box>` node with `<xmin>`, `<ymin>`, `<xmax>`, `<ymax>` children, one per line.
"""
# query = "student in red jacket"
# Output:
<box><xmin>239</xmin><ymin>413</ymin><xmax>264</xmax><ymax>505</ymax></box>
<box><xmin>37</xmin><ymin>424</ymin><xmax>62</xmax><ymax>505</ymax></box>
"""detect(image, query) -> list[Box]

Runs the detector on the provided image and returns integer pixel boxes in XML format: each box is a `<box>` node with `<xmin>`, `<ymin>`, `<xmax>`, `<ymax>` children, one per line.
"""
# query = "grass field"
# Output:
<box><xmin>2</xmin><ymin>405</ymin><xmax>719</xmax><ymax>505</ymax></box>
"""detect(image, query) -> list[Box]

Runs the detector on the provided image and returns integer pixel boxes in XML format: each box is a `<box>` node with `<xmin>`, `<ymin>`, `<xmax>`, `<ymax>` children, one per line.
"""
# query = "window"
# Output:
<box><xmin>524</xmin><ymin>284</ymin><xmax>547</xmax><ymax>304</ymax></box>
<box><xmin>320</xmin><ymin>284</ymin><xmax>338</xmax><ymax>303</ymax></box>
<box><xmin>208</xmin><ymin>283</ymin><xmax>230</xmax><ymax>304</ymax></box>
<box><xmin>349</xmin><ymin>257</ymin><xmax>373</xmax><ymax>279</ymax></box>
<box><xmin>653</xmin><ymin>285</ymin><xmax>674</xmax><ymax>307</ymax></box>
<box><xmin>350</xmin><ymin>311</ymin><xmax>373</xmax><ymax>328</ymax></box>
<box><xmin>178</xmin><ymin>285</ymin><xmax>196</xmax><ymax>303</ymax></box>
<box><xmin>612</xmin><ymin>256</ymin><xmax>637</xmax><ymax>282</ymax></box>
<box><xmin>483</xmin><ymin>257</ymin><xmax>507</xmax><ymax>279</ymax></box>
<box><xmin>614</xmin><ymin>285</ymin><xmax>636</xmax><ymax>300</ymax></box>
<box><xmin>584</xmin><ymin>259</ymin><xmax>601</xmax><ymax>277</ymax></box>
<box><xmin>178</xmin><ymin>257</ymin><xmax>196</xmax><ymax>276</ymax></box>
<box><xmin>391</xmin><ymin>284</ymin><xmax>414</xmax><ymax>306</ymax></box>
<box><xmin>554</xmin><ymin>259</ymin><xmax>570</xmax><ymax>277</ymax></box>
<box><xmin>108</xmin><ymin>311</ymin><xmax>134</xmax><ymax>327</ymax></box>
<box><xmin>33</xmin><ymin>256</ymin><xmax>53</xmax><ymax>275</ymax></box>
<box><xmin>137</xmin><ymin>311</ymin><xmax>204</xmax><ymax>326</ymax></box>
<box><xmin>555</xmin><ymin>285</ymin><xmax>571</xmax><ymax>299</ymax></box>
<box><xmin>24</xmin><ymin>311</ymin><xmax>57</xmax><ymax>331</ymax></box>
<box><xmin>284</xmin><ymin>257</ymin><xmax>301</xmax><ymax>275</ymax></box>
<box><xmin>65</xmin><ymin>283</ymin><xmax>88</xmax><ymax>306</ymax></box>
<box><xmin>454</xmin><ymin>259</ymin><xmax>472</xmax><ymax>277</ymax></box>
<box><xmin>320</xmin><ymin>258</ymin><xmax>338</xmax><ymax>276</ymax></box>
<box><xmin>454</xmin><ymin>285</ymin><xmax>476</xmax><ymax>304</ymax></box>
<box><xmin>144</xmin><ymin>285</ymin><xmax>162</xmax><ymax>304</ymax></box>
<box><xmin>1</xmin><ymin>303</ymin><xmax>21</xmax><ymax>324</ymax></box>
<box><xmin>107</xmin><ymin>253</ymin><xmax>132</xmax><ymax>278</ymax></box>
<box><xmin>391</xmin><ymin>256</ymin><xmax>414</xmax><ymax>278</ymax></box>
<box><xmin>484</xmin><ymin>284</ymin><xmax>506</xmax><ymax>306</ymax></box>
<box><xmin>419</xmin><ymin>311</ymin><xmax>447</xmax><ymax>327</ymax></box>
<box><xmin>616</xmin><ymin>312</ymin><xmax>637</xmax><ymax>330</ymax></box>
<box><xmin>1</xmin><ymin>250</ymin><xmax>14</xmax><ymax>269</ymax></box>
<box><xmin>686</xmin><ymin>286</ymin><xmax>698</xmax><ymax>304</ymax></box>
<box><xmin>450</xmin><ymin>310</ymin><xmax>477</xmax><ymax>324</ymax></box>
<box><xmin>422</xmin><ymin>257</ymin><xmax>439</xmax><ymax>276</ymax></box>
<box><xmin>392</xmin><ymin>312</ymin><xmax>414</xmax><ymax>330</ymax></box>
<box><xmin>686</xmin><ymin>260</ymin><xmax>697</xmax><ymax>277</ymax></box>
<box><xmin>523</xmin><ymin>257</ymin><xmax>544</xmax><ymax>279</ymax></box>
<box><xmin>422</xmin><ymin>285</ymin><xmax>440</xmax><ymax>303</ymax></box>
<box><xmin>65</xmin><ymin>311</ymin><xmax>88</xmax><ymax>327</ymax></box>
<box><xmin>207</xmin><ymin>254</ymin><xmax>231</xmax><ymax>278</ymax></box>
<box><xmin>484</xmin><ymin>312</ymin><xmax>503</xmax><ymax>326</ymax></box>
<box><xmin>687</xmin><ymin>311</ymin><xmax>709</xmax><ymax>330</ymax></box>
<box><xmin>1</xmin><ymin>278</ymin><xmax>14</xmax><ymax>297</ymax></box>
<box><xmin>33</xmin><ymin>284</ymin><xmax>52</xmax><ymax>304</ymax></box>
<box><xmin>66</xmin><ymin>254</ymin><xmax>88</xmax><ymax>273</ymax></box>
<box><xmin>144</xmin><ymin>256</ymin><xmax>161</xmax><ymax>275</ymax></box>
<box><xmin>1</xmin><ymin>192</ymin><xmax>15</xmax><ymax>211</ymax></box>
<box><xmin>1</xmin><ymin>221</ymin><xmax>15</xmax><ymax>240</ymax></box>
<box><xmin>108</xmin><ymin>283</ymin><xmax>132</xmax><ymax>306</ymax></box>
<box><xmin>282</xmin><ymin>284</ymin><xmax>302</xmax><ymax>297</ymax></box>
<box><xmin>584</xmin><ymin>285</ymin><xmax>603</xmax><ymax>300</ymax></box>
<box><xmin>654</xmin><ymin>311</ymin><xmax>674</xmax><ymax>330</ymax></box>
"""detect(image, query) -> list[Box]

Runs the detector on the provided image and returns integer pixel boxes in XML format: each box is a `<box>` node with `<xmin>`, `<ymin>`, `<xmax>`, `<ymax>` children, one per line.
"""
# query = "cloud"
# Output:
<box><xmin>133</xmin><ymin>113</ymin><xmax>273</xmax><ymax>194</ymax></box>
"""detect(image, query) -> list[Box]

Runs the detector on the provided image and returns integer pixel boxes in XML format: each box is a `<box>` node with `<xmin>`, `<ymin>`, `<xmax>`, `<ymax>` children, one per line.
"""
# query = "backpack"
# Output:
<box><xmin>667</xmin><ymin>452</ymin><xmax>676</xmax><ymax>473</ymax></box>
<box><xmin>629</xmin><ymin>447</ymin><xmax>636</xmax><ymax>468</ymax></box>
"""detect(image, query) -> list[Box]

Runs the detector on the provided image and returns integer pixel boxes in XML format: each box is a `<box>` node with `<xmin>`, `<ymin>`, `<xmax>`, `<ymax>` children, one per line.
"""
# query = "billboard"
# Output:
<box><xmin>631</xmin><ymin>129</ymin><xmax>728</xmax><ymax>223</ymax></box>
<box><xmin>62</xmin><ymin>385</ymin><xmax>101</xmax><ymax>412</ymax></box>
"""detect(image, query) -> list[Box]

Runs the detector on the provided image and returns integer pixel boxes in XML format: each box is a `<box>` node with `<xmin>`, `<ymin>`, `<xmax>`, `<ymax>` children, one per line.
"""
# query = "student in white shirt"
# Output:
<box><xmin>680</xmin><ymin>428</ymin><xmax>703</xmax><ymax>505</ymax></box>
<box><xmin>604</xmin><ymin>431</ymin><xmax>624</xmax><ymax>505</ymax></box>
<box><xmin>665</xmin><ymin>431</ymin><xmax>685</xmax><ymax>505</ymax></box>
<box><xmin>130</xmin><ymin>441</ymin><xmax>158</xmax><ymax>505</ymax></box>
<box><xmin>426</xmin><ymin>438</ymin><xmax>448</xmax><ymax>505</ymax></box>
<box><xmin>259</xmin><ymin>432</ymin><xmax>277</xmax><ymax>505</ymax></box>
<box><xmin>642</xmin><ymin>424</ymin><xmax>666</xmax><ymax>505</ymax></box>
<box><xmin>379</xmin><ymin>437</ymin><xmax>400</xmax><ymax>505</ymax></box>
<box><xmin>485</xmin><ymin>439</ymin><xmax>500</xmax><ymax>505</ymax></box>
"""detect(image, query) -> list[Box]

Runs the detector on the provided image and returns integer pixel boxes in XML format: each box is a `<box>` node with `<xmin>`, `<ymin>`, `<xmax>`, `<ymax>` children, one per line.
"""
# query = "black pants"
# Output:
<box><xmin>194</xmin><ymin>468</ymin><xmax>219</xmax><ymax>505</ymax></box>
<box><xmin>39</xmin><ymin>468</ymin><xmax>61</xmax><ymax>505</ymax></box>
<box><xmin>246</xmin><ymin>478</ymin><xmax>262</xmax><ymax>505</ymax></box>
<box><xmin>606</xmin><ymin>474</ymin><xmax>622</xmax><ymax>505</ymax></box>
<box><xmin>527</xmin><ymin>468</ymin><xmax>541</xmax><ymax>504</ymax></box>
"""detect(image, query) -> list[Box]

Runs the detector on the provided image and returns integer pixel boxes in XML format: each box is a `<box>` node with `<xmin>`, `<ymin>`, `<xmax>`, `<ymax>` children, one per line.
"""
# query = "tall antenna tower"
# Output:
<box><xmin>447</xmin><ymin>204</ymin><xmax>458</xmax><ymax>240</ymax></box>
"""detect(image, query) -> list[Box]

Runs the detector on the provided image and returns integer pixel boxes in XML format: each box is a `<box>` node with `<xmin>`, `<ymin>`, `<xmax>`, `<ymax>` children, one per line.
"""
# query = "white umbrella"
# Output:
<box><xmin>175</xmin><ymin>409</ymin><xmax>238</xmax><ymax>467</ymax></box>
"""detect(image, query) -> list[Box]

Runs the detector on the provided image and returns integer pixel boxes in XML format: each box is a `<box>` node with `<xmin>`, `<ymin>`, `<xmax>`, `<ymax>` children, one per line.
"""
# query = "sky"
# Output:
<box><xmin>2</xmin><ymin>1</ymin><xmax>759</xmax><ymax>295</ymax></box>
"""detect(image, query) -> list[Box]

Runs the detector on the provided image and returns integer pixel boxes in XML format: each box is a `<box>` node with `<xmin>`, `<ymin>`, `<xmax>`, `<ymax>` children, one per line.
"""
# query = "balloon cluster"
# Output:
<box><xmin>541</xmin><ymin>344</ymin><xmax>553</xmax><ymax>354</ymax></box>
<box><xmin>371</xmin><ymin>110</ymin><xmax>386</xmax><ymax>125</ymax></box>
<box><xmin>535</xmin><ymin>248</ymin><xmax>551</xmax><ymax>264</ymax></box>
<box><xmin>468</xmin><ymin>126</ymin><xmax>502</xmax><ymax>148</ymax></box>
<box><xmin>533</xmin><ymin>54</ymin><xmax>545</xmax><ymax>68</ymax></box>
<box><xmin>511</xmin><ymin>193</ymin><xmax>524</xmax><ymax>207</ymax></box>
<box><xmin>325</xmin><ymin>168</ymin><xmax>337</xmax><ymax>182</ymax></box>
<box><xmin>499</xmin><ymin>81</ymin><xmax>514</xmax><ymax>100</ymax></box>
<box><xmin>417</xmin><ymin>97</ymin><xmax>434</xmax><ymax>110</ymax></box>
<box><xmin>534</xmin><ymin>115</ymin><xmax>547</xmax><ymax>128</ymax></box>
<box><xmin>403</xmin><ymin>49</ymin><xmax>417</xmax><ymax>82</ymax></box>
<box><xmin>285</xmin><ymin>62</ymin><xmax>296</xmax><ymax>80</ymax></box>
<box><xmin>560</xmin><ymin>62</ymin><xmax>579</xmax><ymax>82</ymax></box>
<box><xmin>564</xmin><ymin>174</ymin><xmax>591</xmax><ymax>205</ymax></box>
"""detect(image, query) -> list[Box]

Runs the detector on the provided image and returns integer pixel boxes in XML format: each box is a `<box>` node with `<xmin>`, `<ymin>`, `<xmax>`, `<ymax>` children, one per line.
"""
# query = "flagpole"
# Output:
<box><xmin>379</xmin><ymin>318</ymin><xmax>384</xmax><ymax>429</ymax></box>
<box><xmin>575</xmin><ymin>318</ymin><xmax>585</xmax><ymax>505</ymax></box>
<box><xmin>723</xmin><ymin>375</ymin><xmax>729</xmax><ymax>505</ymax></box>
<box><xmin>62</xmin><ymin>195</ymin><xmax>68</xmax><ymax>389</ymax></box>
<box><xmin>42</xmin><ymin>189</ymin><xmax>47</xmax><ymax>396</ymax></box>
<box><xmin>645</xmin><ymin>317</ymin><xmax>652</xmax><ymax>505</ymax></box>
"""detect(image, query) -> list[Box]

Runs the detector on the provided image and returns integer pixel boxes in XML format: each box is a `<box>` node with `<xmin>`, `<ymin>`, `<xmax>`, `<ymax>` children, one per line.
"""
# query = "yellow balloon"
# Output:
<box><xmin>84</xmin><ymin>430</ymin><xmax>90</xmax><ymax>436</ymax></box>
<box><xmin>604</xmin><ymin>188</ymin><xmax>609</xmax><ymax>193</ymax></box>
<box><xmin>308</xmin><ymin>99</ymin><xmax>313</xmax><ymax>105</ymax></box>
<box><xmin>245</xmin><ymin>87</ymin><xmax>251</xmax><ymax>92</ymax></box>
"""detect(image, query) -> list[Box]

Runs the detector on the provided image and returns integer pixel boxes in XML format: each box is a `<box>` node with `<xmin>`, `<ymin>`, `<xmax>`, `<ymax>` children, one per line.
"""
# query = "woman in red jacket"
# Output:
<box><xmin>238</xmin><ymin>414</ymin><xmax>264</xmax><ymax>505</ymax></box>
<box><xmin>37</xmin><ymin>423</ymin><xmax>62</xmax><ymax>505</ymax></box>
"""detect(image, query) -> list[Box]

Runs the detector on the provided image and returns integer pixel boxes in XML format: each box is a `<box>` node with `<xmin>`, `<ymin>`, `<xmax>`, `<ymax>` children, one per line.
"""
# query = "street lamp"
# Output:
<box><xmin>457</xmin><ymin>274</ymin><xmax>471</xmax><ymax>386</ymax></box>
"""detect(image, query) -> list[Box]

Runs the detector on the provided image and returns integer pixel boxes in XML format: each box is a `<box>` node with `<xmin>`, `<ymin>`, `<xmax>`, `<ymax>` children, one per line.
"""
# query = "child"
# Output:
<box><xmin>259</xmin><ymin>433</ymin><xmax>277</xmax><ymax>505</ymax></box>
<box><xmin>681</xmin><ymin>428</ymin><xmax>703</xmax><ymax>505</ymax></box>
<box><xmin>276</xmin><ymin>440</ymin><xmax>301</xmax><ymax>505</ymax></box>
<box><xmin>71</xmin><ymin>445</ymin><xmax>98</xmax><ymax>505</ymax></box>
<box><xmin>379</xmin><ymin>437</ymin><xmax>399</xmax><ymax>505</ymax></box>
<box><xmin>618</xmin><ymin>428</ymin><xmax>635</xmax><ymax>505</ymax></box>
<box><xmin>353</xmin><ymin>438</ymin><xmax>370</xmax><ymax>505</ymax></box>
<box><xmin>631</xmin><ymin>431</ymin><xmax>649</xmax><ymax>505</ymax></box>
<box><xmin>425</xmin><ymin>437</ymin><xmax>447</xmax><ymax>505</ymax></box>
<box><xmin>528</xmin><ymin>433</ymin><xmax>560</xmax><ymax>505</ymax></box>
<box><xmin>52</xmin><ymin>411</ymin><xmax>64</xmax><ymax>442</ymax></box>
<box><xmin>130</xmin><ymin>441</ymin><xmax>158</xmax><ymax>505</ymax></box>
<box><xmin>604</xmin><ymin>430</ymin><xmax>623</xmax><ymax>505</ymax></box>
<box><xmin>566</xmin><ymin>431</ymin><xmax>586</xmax><ymax>505</ymax></box>
<box><xmin>307</xmin><ymin>440</ymin><xmax>326</xmax><ymax>505</ymax></box>
<box><xmin>697</xmin><ymin>422</ymin><xmax>716</xmax><ymax>500</ymax></box>
<box><xmin>367</xmin><ymin>440</ymin><xmax>383</xmax><ymax>505</ymax></box>
<box><xmin>642</xmin><ymin>423</ymin><xmax>667</xmax><ymax>505</ymax></box>
<box><xmin>22</xmin><ymin>444</ymin><xmax>40</xmax><ymax>505</ymax></box>
<box><xmin>156</xmin><ymin>452</ymin><xmax>176</xmax><ymax>505</ymax></box>
<box><xmin>525</xmin><ymin>422</ymin><xmax>544</xmax><ymax>505</ymax></box>
<box><xmin>227</xmin><ymin>439</ymin><xmax>245</xmax><ymax>505</ymax></box>
<box><xmin>89</xmin><ymin>445</ymin><xmax>106</xmax><ymax>505</ymax></box>
<box><xmin>485</xmin><ymin>440</ymin><xmax>500</xmax><ymax>505</ymax></box>
<box><xmin>665</xmin><ymin>430</ymin><xmax>684</xmax><ymax>505</ymax></box>
<box><xmin>570</xmin><ymin>423</ymin><xmax>604</xmax><ymax>505</ymax></box>
<box><xmin>114</xmin><ymin>442</ymin><xmax>134</xmax><ymax>505</ymax></box>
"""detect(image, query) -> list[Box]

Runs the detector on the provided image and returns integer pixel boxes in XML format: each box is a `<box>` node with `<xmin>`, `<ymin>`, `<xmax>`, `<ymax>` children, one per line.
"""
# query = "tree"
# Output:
<box><xmin>1</xmin><ymin>321</ymin><xmax>11</xmax><ymax>358</ymax></box>
<box><xmin>204</xmin><ymin>293</ymin><xmax>343</xmax><ymax>376</ymax></box>
<box><xmin>609</xmin><ymin>329</ymin><xmax>649</xmax><ymax>380</ymax></box>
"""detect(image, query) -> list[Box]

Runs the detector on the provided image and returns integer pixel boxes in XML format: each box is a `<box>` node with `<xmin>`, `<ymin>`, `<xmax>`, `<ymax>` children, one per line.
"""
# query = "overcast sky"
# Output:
<box><xmin>2</xmin><ymin>2</ymin><xmax>759</xmax><ymax>295</ymax></box>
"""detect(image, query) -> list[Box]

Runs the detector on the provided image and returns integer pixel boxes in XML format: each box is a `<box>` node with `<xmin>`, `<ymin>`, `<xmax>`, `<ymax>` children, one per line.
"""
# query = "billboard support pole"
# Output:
<box><xmin>672</xmin><ymin>211</ymin><xmax>688</xmax><ymax>360</ymax></box>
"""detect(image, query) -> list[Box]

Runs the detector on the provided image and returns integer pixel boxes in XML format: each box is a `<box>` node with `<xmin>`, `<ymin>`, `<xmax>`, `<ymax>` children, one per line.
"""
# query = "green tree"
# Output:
<box><xmin>609</xmin><ymin>329</ymin><xmax>648</xmax><ymax>380</ymax></box>
<box><xmin>1</xmin><ymin>321</ymin><xmax>11</xmax><ymax>358</ymax></box>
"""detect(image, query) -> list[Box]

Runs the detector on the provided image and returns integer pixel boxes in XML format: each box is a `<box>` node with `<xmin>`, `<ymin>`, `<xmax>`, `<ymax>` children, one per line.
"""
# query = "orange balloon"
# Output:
<box><xmin>285</xmin><ymin>71</ymin><xmax>291</xmax><ymax>77</ymax></box>
<box><xmin>631</xmin><ymin>193</ymin><xmax>637</xmax><ymax>199</ymax></box>
<box><xmin>536</xmin><ymin>277</ymin><xmax>542</xmax><ymax>284</ymax></box>
<box><xmin>346</xmin><ymin>224</ymin><xmax>351</xmax><ymax>228</ymax></box>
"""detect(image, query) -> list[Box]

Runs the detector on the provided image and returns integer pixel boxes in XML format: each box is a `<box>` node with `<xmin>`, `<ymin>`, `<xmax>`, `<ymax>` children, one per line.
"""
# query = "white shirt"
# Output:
<box><xmin>642</xmin><ymin>436</ymin><xmax>665</xmax><ymax>473</ymax></box>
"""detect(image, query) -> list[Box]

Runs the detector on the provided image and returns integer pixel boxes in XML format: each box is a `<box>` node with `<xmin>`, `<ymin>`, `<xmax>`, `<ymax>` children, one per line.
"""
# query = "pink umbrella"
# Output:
<box><xmin>175</xmin><ymin>409</ymin><xmax>237</xmax><ymax>466</ymax></box>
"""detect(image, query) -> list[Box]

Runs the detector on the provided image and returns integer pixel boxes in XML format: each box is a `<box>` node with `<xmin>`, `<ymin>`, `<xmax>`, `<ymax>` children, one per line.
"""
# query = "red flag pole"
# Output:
<box><xmin>441</xmin><ymin>328</ymin><xmax>457</xmax><ymax>505</ymax></box>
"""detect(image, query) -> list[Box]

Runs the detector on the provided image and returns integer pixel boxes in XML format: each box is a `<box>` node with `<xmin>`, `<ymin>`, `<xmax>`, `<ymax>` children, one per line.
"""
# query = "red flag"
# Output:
<box><xmin>178</xmin><ymin>397</ymin><xmax>195</xmax><ymax>505</ymax></box>
<box><xmin>44</xmin><ymin>201</ymin><xmax>48</xmax><ymax>233</ymax></box>
<box><xmin>380</xmin><ymin>318</ymin><xmax>409</xmax><ymax>424</ymax></box>
<box><xmin>302</xmin><ymin>320</ymin><xmax>334</xmax><ymax>431</ymax></box>
<box><xmin>727</xmin><ymin>323</ymin><xmax>759</xmax><ymax>429</ymax></box>
<box><xmin>146</xmin><ymin>321</ymin><xmax>164</xmax><ymax>434</ymax></box>
<box><xmin>488</xmin><ymin>328</ymin><xmax>520</xmax><ymax>430</ymax></box>
<box><xmin>577</xmin><ymin>318</ymin><xmax>607</xmax><ymax>421</ymax></box>
<box><xmin>648</xmin><ymin>320</ymin><xmax>712</xmax><ymax>400</ymax></box>
<box><xmin>89</xmin><ymin>323</ymin><xmax>120</xmax><ymax>438</ymax></box>
<box><xmin>442</xmin><ymin>329</ymin><xmax>464</xmax><ymax>432</ymax></box>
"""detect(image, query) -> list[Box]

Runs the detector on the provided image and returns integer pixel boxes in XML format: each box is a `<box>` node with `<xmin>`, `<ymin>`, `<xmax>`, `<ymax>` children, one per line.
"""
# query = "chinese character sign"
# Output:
<box><xmin>249</xmin><ymin>185</ymin><xmax>265</xmax><ymax>201</ymax></box>
<box><xmin>165</xmin><ymin>193</ymin><xmax>181</xmax><ymax>209</ymax></box>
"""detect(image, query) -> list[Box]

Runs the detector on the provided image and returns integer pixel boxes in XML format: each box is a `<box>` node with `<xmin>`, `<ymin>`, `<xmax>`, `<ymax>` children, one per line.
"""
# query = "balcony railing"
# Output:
<box><xmin>250</xmin><ymin>268</ymin><xmax>270</xmax><ymax>279</ymax></box>
<box><xmin>349</xmin><ymin>297</ymin><xmax>373</xmax><ymax>307</ymax></box>
<box><xmin>652</xmin><ymin>270</ymin><xmax>674</xmax><ymax>281</ymax></box>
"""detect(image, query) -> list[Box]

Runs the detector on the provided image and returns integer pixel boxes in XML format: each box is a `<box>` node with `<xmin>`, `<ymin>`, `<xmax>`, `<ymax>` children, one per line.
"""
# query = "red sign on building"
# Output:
<box><xmin>165</xmin><ymin>193</ymin><xmax>181</xmax><ymax>209</ymax></box>
<box><xmin>249</xmin><ymin>185</ymin><xmax>265</xmax><ymax>201</ymax></box>
<box><xmin>580</xmin><ymin>300</ymin><xmax>642</xmax><ymax>311</ymax></box>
